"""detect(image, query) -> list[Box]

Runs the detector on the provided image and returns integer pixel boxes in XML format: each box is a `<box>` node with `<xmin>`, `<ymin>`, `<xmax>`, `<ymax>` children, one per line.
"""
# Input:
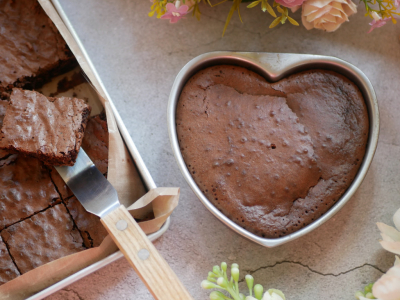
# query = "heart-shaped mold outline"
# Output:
<box><xmin>167</xmin><ymin>52</ymin><xmax>379</xmax><ymax>248</ymax></box>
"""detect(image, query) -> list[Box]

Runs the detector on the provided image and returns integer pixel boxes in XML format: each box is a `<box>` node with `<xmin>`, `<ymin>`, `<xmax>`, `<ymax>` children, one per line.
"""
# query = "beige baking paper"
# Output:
<box><xmin>0</xmin><ymin>1</ymin><xmax>179</xmax><ymax>299</ymax></box>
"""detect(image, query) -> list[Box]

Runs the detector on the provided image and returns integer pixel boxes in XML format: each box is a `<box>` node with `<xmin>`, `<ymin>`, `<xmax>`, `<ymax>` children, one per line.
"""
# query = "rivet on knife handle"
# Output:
<box><xmin>101</xmin><ymin>205</ymin><xmax>194</xmax><ymax>300</ymax></box>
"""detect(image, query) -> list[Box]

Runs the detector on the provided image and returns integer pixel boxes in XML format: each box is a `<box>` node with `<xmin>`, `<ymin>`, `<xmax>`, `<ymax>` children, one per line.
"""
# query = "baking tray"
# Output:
<box><xmin>26</xmin><ymin>1</ymin><xmax>171</xmax><ymax>299</ymax></box>
<box><xmin>167</xmin><ymin>51</ymin><xmax>379</xmax><ymax>248</ymax></box>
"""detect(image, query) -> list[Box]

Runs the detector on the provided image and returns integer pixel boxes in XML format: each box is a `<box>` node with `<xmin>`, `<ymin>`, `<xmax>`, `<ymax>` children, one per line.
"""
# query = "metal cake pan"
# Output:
<box><xmin>26</xmin><ymin>1</ymin><xmax>171</xmax><ymax>299</ymax></box>
<box><xmin>167</xmin><ymin>51</ymin><xmax>379</xmax><ymax>248</ymax></box>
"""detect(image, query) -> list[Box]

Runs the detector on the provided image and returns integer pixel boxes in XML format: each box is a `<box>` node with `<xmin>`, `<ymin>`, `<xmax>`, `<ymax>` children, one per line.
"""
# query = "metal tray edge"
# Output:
<box><xmin>26</xmin><ymin>2</ymin><xmax>171</xmax><ymax>299</ymax></box>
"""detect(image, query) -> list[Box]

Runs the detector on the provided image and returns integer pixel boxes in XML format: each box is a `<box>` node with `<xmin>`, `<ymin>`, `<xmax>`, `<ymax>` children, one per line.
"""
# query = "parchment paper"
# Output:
<box><xmin>0</xmin><ymin>1</ymin><xmax>179</xmax><ymax>298</ymax></box>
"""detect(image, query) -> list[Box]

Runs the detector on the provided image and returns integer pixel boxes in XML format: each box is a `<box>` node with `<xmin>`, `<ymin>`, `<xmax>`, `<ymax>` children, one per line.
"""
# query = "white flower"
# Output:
<box><xmin>370</xmin><ymin>11</ymin><xmax>381</xmax><ymax>21</ymax></box>
<box><xmin>246</xmin><ymin>289</ymin><xmax>285</xmax><ymax>300</ymax></box>
<box><xmin>262</xmin><ymin>289</ymin><xmax>286</xmax><ymax>300</ymax></box>
<box><xmin>301</xmin><ymin>0</ymin><xmax>357</xmax><ymax>32</ymax></box>
<box><xmin>373</xmin><ymin>264</ymin><xmax>400</xmax><ymax>300</ymax></box>
<box><xmin>377</xmin><ymin>208</ymin><xmax>400</xmax><ymax>255</ymax></box>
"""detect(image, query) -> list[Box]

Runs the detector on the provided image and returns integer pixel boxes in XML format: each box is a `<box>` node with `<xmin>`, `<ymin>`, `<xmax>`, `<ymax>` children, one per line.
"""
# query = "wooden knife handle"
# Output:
<box><xmin>101</xmin><ymin>205</ymin><xmax>193</xmax><ymax>300</ymax></box>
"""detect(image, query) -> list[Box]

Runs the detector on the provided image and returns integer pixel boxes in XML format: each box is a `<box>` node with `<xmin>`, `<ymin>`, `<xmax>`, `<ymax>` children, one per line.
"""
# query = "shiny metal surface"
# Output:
<box><xmin>55</xmin><ymin>149</ymin><xmax>120</xmax><ymax>218</ymax></box>
<box><xmin>26</xmin><ymin>1</ymin><xmax>171</xmax><ymax>299</ymax></box>
<box><xmin>167</xmin><ymin>51</ymin><xmax>379</xmax><ymax>248</ymax></box>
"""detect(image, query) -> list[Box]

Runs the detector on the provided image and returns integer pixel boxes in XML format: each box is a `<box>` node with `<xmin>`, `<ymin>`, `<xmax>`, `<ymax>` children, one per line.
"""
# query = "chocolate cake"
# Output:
<box><xmin>1</xmin><ymin>204</ymin><xmax>85</xmax><ymax>274</ymax></box>
<box><xmin>0</xmin><ymin>155</ymin><xmax>60</xmax><ymax>230</ymax></box>
<box><xmin>176</xmin><ymin>65</ymin><xmax>369</xmax><ymax>238</ymax></box>
<box><xmin>0</xmin><ymin>0</ymin><xmax>76</xmax><ymax>92</ymax></box>
<box><xmin>0</xmin><ymin>236</ymin><xmax>19</xmax><ymax>285</ymax></box>
<box><xmin>0</xmin><ymin>88</ymin><xmax>91</xmax><ymax>166</ymax></box>
<box><xmin>81</xmin><ymin>113</ymin><xmax>109</xmax><ymax>174</ymax></box>
<box><xmin>65</xmin><ymin>196</ymin><xmax>108</xmax><ymax>248</ymax></box>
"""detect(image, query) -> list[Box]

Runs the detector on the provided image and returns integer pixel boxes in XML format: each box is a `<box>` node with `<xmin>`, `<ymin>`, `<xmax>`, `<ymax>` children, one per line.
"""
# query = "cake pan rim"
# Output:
<box><xmin>167</xmin><ymin>51</ymin><xmax>379</xmax><ymax>248</ymax></box>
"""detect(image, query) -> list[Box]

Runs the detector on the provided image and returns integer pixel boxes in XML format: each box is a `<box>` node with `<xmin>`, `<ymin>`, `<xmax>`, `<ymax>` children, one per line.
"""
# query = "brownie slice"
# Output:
<box><xmin>0</xmin><ymin>88</ymin><xmax>91</xmax><ymax>166</ymax></box>
<box><xmin>0</xmin><ymin>155</ymin><xmax>60</xmax><ymax>230</ymax></box>
<box><xmin>65</xmin><ymin>196</ymin><xmax>108</xmax><ymax>248</ymax></box>
<box><xmin>1</xmin><ymin>204</ymin><xmax>85</xmax><ymax>274</ymax></box>
<box><xmin>0</xmin><ymin>0</ymin><xmax>76</xmax><ymax>91</ymax></box>
<box><xmin>0</xmin><ymin>236</ymin><xmax>20</xmax><ymax>285</ymax></box>
<box><xmin>81</xmin><ymin>113</ymin><xmax>109</xmax><ymax>174</ymax></box>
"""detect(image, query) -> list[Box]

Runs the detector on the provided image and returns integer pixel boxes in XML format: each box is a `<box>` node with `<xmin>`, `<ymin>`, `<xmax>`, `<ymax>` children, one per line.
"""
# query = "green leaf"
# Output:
<box><xmin>276</xmin><ymin>5</ymin><xmax>284</xmax><ymax>13</ymax></box>
<box><xmin>287</xmin><ymin>16</ymin><xmax>299</xmax><ymax>25</ymax></box>
<box><xmin>265</xmin><ymin>1</ymin><xmax>277</xmax><ymax>17</ymax></box>
<box><xmin>247</xmin><ymin>0</ymin><xmax>261</xmax><ymax>8</ymax></box>
<box><xmin>269</xmin><ymin>16</ymin><xmax>282</xmax><ymax>28</ymax></box>
<box><xmin>281</xmin><ymin>14</ymin><xmax>287</xmax><ymax>23</ymax></box>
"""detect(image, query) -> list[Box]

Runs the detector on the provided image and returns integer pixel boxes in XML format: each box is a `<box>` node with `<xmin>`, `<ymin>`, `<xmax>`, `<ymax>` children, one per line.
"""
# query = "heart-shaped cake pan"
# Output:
<box><xmin>167</xmin><ymin>52</ymin><xmax>379</xmax><ymax>248</ymax></box>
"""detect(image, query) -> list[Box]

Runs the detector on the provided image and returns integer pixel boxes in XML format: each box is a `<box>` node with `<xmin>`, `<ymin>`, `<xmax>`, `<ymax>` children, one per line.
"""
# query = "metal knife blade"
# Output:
<box><xmin>55</xmin><ymin>149</ymin><xmax>119</xmax><ymax>218</ymax></box>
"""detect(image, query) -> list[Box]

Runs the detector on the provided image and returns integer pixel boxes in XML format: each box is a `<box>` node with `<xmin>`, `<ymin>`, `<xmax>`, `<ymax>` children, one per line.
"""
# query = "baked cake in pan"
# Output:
<box><xmin>176</xmin><ymin>65</ymin><xmax>369</xmax><ymax>238</ymax></box>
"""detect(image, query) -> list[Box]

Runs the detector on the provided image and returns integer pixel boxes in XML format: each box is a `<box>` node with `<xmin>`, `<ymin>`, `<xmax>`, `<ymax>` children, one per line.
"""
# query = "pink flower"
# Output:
<box><xmin>275</xmin><ymin>0</ymin><xmax>305</xmax><ymax>8</ymax></box>
<box><xmin>368</xmin><ymin>16</ymin><xmax>390</xmax><ymax>33</ymax></box>
<box><xmin>160</xmin><ymin>3</ymin><xmax>189</xmax><ymax>23</ymax></box>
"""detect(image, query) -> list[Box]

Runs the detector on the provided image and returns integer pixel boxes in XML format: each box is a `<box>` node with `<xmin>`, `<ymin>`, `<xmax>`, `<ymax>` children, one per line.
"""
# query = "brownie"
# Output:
<box><xmin>0</xmin><ymin>0</ymin><xmax>76</xmax><ymax>91</ymax></box>
<box><xmin>0</xmin><ymin>100</ymin><xmax>8</xmax><ymax>159</ymax></box>
<box><xmin>176</xmin><ymin>66</ymin><xmax>369</xmax><ymax>238</ymax></box>
<box><xmin>65</xmin><ymin>196</ymin><xmax>108</xmax><ymax>248</ymax></box>
<box><xmin>0</xmin><ymin>154</ymin><xmax>60</xmax><ymax>230</ymax></box>
<box><xmin>81</xmin><ymin>113</ymin><xmax>109</xmax><ymax>174</ymax></box>
<box><xmin>0</xmin><ymin>236</ymin><xmax>20</xmax><ymax>285</ymax></box>
<box><xmin>0</xmin><ymin>88</ymin><xmax>91</xmax><ymax>166</ymax></box>
<box><xmin>1</xmin><ymin>204</ymin><xmax>85</xmax><ymax>274</ymax></box>
<box><xmin>50</xmin><ymin>167</ymin><xmax>73</xmax><ymax>200</ymax></box>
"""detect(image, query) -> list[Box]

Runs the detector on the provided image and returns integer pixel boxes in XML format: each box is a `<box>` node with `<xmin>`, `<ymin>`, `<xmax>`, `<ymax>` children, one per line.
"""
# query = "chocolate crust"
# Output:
<box><xmin>177</xmin><ymin>65</ymin><xmax>369</xmax><ymax>238</ymax></box>
<box><xmin>81</xmin><ymin>113</ymin><xmax>109</xmax><ymax>174</ymax></box>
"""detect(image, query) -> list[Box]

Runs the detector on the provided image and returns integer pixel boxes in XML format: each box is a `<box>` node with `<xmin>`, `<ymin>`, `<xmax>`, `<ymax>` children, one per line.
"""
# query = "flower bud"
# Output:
<box><xmin>254</xmin><ymin>284</ymin><xmax>263</xmax><ymax>300</ymax></box>
<box><xmin>221</xmin><ymin>262</ymin><xmax>227</xmax><ymax>273</ymax></box>
<box><xmin>231</xmin><ymin>263</ymin><xmax>239</xmax><ymax>269</ymax></box>
<box><xmin>201</xmin><ymin>280</ymin><xmax>219</xmax><ymax>290</ymax></box>
<box><xmin>213</xmin><ymin>265</ymin><xmax>221</xmax><ymax>275</ymax></box>
<box><xmin>209</xmin><ymin>271</ymin><xmax>217</xmax><ymax>278</ymax></box>
<box><xmin>354</xmin><ymin>291</ymin><xmax>365</xmax><ymax>299</ymax></box>
<box><xmin>364</xmin><ymin>283</ymin><xmax>373</xmax><ymax>294</ymax></box>
<box><xmin>217</xmin><ymin>277</ymin><xmax>228</xmax><ymax>288</ymax></box>
<box><xmin>210</xmin><ymin>291</ymin><xmax>226</xmax><ymax>300</ymax></box>
<box><xmin>232</xmin><ymin>267</ymin><xmax>239</xmax><ymax>282</ymax></box>
<box><xmin>245</xmin><ymin>274</ymin><xmax>254</xmax><ymax>293</ymax></box>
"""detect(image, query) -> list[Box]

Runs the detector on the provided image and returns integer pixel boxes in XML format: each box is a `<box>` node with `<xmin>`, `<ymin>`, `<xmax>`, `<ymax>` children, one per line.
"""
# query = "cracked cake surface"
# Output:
<box><xmin>0</xmin><ymin>236</ymin><xmax>19</xmax><ymax>285</ymax></box>
<box><xmin>0</xmin><ymin>154</ymin><xmax>60</xmax><ymax>230</ymax></box>
<box><xmin>1</xmin><ymin>204</ymin><xmax>85</xmax><ymax>274</ymax></box>
<box><xmin>65</xmin><ymin>196</ymin><xmax>108</xmax><ymax>248</ymax></box>
<box><xmin>176</xmin><ymin>65</ymin><xmax>369</xmax><ymax>238</ymax></box>
<box><xmin>0</xmin><ymin>88</ymin><xmax>91</xmax><ymax>166</ymax></box>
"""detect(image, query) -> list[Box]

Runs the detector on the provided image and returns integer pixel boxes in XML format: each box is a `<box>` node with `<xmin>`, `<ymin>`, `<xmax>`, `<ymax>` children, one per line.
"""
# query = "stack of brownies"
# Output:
<box><xmin>0</xmin><ymin>0</ymin><xmax>109</xmax><ymax>285</ymax></box>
